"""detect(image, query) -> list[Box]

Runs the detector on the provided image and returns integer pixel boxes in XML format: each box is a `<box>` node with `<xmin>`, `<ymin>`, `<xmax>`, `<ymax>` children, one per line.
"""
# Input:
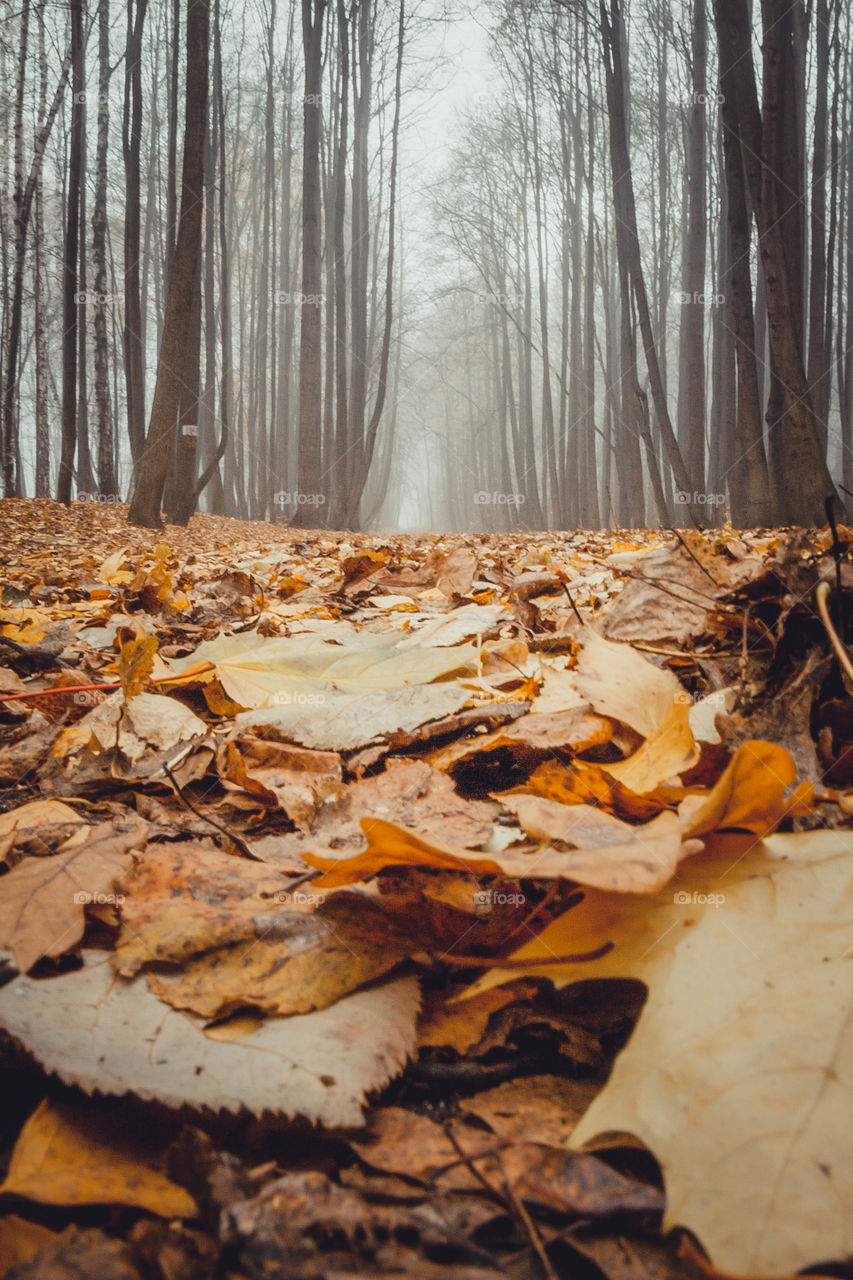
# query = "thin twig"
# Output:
<box><xmin>162</xmin><ymin>760</ymin><xmax>260</xmax><ymax>860</ymax></box>
<box><xmin>437</xmin><ymin>941</ymin><xmax>614</xmax><ymax>968</ymax></box>
<box><xmin>561</xmin><ymin>582</ymin><xmax>585</xmax><ymax>625</ymax></box>
<box><xmin>825</xmin><ymin>493</ymin><xmax>845</xmax><ymax>643</ymax></box>
<box><xmin>498</xmin><ymin>1153</ymin><xmax>560</xmax><ymax>1280</ymax></box>
<box><xmin>670</xmin><ymin>528</ymin><xmax>721</xmax><ymax>587</ymax></box>
<box><xmin>816</xmin><ymin>582</ymin><xmax>853</xmax><ymax>684</ymax></box>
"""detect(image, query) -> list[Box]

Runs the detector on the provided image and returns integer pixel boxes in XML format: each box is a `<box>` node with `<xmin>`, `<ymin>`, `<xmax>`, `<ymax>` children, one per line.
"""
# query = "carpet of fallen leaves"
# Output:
<box><xmin>0</xmin><ymin>498</ymin><xmax>852</xmax><ymax>1280</ymax></box>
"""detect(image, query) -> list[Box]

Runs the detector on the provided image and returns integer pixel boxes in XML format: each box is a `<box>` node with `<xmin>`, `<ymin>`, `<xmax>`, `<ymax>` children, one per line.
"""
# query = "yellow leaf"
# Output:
<box><xmin>680</xmin><ymin>740</ymin><xmax>797</xmax><ymax>837</ymax></box>
<box><xmin>97</xmin><ymin>547</ymin><xmax>132</xmax><ymax>586</ymax></box>
<box><xmin>118</xmin><ymin>632</ymin><xmax>158</xmax><ymax>701</ymax></box>
<box><xmin>0</xmin><ymin>1099</ymin><xmax>197</xmax><ymax>1217</ymax></box>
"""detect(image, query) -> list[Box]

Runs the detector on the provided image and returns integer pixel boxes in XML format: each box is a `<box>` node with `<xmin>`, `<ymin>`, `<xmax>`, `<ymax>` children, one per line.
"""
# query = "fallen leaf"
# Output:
<box><xmin>680</xmin><ymin>740</ymin><xmax>798</xmax><ymax>838</ymax></box>
<box><xmin>164</xmin><ymin>628</ymin><xmax>479</xmax><ymax>710</ymax></box>
<box><xmin>0</xmin><ymin>1215</ymin><xmax>59</xmax><ymax>1272</ymax></box>
<box><xmin>0</xmin><ymin>799</ymin><xmax>86</xmax><ymax>864</ymax></box>
<box><xmin>113</xmin><ymin>840</ymin><xmax>302</xmax><ymax>973</ymax></box>
<box><xmin>0</xmin><ymin>1099</ymin><xmax>197</xmax><ymax>1217</ymax></box>
<box><xmin>0</xmin><ymin>819</ymin><xmax>146</xmax><ymax>972</ymax></box>
<box><xmin>146</xmin><ymin>892</ymin><xmax>413</xmax><ymax>1019</ymax></box>
<box><xmin>235</xmin><ymin>681</ymin><xmax>473</xmax><ymax>752</ymax></box>
<box><xmin>0</xmin><ymin>950</ymin><xmax>421</xmax><ymax>1126</ymax></box>
<box><xmin>217</xmin><ymin>736</ymin><xmax>342</xmax><ymax>829</ymax></box>
<box><xmin>568</xmin><ymin>829</ymin><xmax>853</xmax><ymax>1274</ymax></box>
<box><xmin>497</xmin><ymin>796</ymin><xmax>699</xmax><ymax>893</ymax></box>
<box><xmin>117</xmin><ymin>631</ymin><xmax>158</xmax><ymax>701</ymax></box>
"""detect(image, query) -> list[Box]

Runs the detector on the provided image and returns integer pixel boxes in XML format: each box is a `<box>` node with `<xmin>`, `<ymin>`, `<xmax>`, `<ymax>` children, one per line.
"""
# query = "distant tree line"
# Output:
<box><xmin>0</xmin><ymin>0</ymin><xmax>849</xmax><ymax>529</ymax></box>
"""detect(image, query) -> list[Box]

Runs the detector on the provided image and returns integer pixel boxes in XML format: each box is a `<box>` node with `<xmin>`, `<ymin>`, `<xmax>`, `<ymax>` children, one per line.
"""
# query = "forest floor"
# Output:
<box><xmin>0</xmin><ymin>499</ymin><xmax>851</xmax><ymax>1280</ymax></box>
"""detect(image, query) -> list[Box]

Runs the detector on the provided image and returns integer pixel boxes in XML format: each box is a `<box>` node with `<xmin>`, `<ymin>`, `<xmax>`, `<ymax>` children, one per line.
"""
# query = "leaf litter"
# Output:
<box><xmin>0</xmin><ymin>499</ymin><xmax>852</xmax><ymax>1278</ymax></box>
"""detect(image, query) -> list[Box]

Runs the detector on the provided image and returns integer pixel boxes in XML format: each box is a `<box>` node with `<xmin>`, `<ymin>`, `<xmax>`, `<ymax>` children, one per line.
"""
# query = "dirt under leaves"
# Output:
<box><xmin>0</xmin><ymin>498</ymin><xmax>852</xmax><ymax>1280</ymax></box>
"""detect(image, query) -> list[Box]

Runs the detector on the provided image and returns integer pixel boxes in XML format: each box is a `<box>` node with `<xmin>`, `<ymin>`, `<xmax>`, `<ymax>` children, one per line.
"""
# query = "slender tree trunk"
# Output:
<box><xmin>344</xmin><ymin>0</ymin><xmax>404</xmax><ymax>527</ymax></box>
<box><xmin>677</xmin><ymin>0</ymin><xmax>706</xmax><ymax>493</ymax></box>
<box><xmin>713</xmin><ymin>0</ymin><xmax>840</xmax><ymax>522</ymax></box>
<box><xmin>715</xmin><ymin>0</ymin><xmax>771</xmax><ymax>523</ymax></box>
<box><xmin>33</xmin><ymin>0</ymin><xmax>49</xmax><ymax>497</ymax></box>
<box><xmin>128</xmin><ymin>0</ymin><xmax>209</xmax><ymax>528</ymax></box>
<box><xmin>122</xmin><ymin>0</ymin><xmax>147</xmax><ymax>464</ymax></box>
<box><xmin>296</xmin><ymin>0</ymin><xmax>327</xmax><ymax>527</ymax></box>
<box><xmin>92</xmin><ymin>0</ymin><xmax>115</xmax><ymax>496</ymax></box>
<box><xmin>57</xmin><ymin>0</ymin><xmax>85</xmax><ymax>505</ymax></box>
<box><xmin>600</xmin><ymin>0</ymin><xmax>694</xmax><ymax>521</ymax></box>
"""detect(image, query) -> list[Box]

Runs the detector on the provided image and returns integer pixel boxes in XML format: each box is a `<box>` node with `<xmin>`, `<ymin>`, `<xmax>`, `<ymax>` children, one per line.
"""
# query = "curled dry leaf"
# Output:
<box><xmin>497</xmin><ymin>795</ymin><xmax>701</xmax><ymax>893</ymax></box>
<box><xmin>428</xmin><ymin>705</ymin><xmax>614</xmax><ymax>772</ymax></box>
<box><xmin>0</xmin><ymin>798</ymin><xmax>86</xmax><ymax>864</ymax></box>
<box><xmin>217</xmin><ymin>735</ymin><xmax>343</xmax><ymax>829</ymax></box>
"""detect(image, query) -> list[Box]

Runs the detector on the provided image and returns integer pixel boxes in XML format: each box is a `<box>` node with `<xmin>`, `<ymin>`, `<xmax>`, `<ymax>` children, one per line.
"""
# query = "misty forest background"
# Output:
<box><xmin>0</xmin><ymin>0</ymin><xmax>850</xmax><ymax>532</ymax></box>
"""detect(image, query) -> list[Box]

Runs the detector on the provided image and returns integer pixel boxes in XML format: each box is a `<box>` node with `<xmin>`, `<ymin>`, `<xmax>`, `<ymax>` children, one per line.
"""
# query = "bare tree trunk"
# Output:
<box><xmin>128</xmin><ymin>0</ymin><xmax>209</xmax><ymax>528</ymax></box>
<box><xmin>92</xmin><ymin>0</ymin><xmax>115</xmax><ymax>497</ymax></box>
<box><xmin>344</xmin><ymin>0</ymin><xmax>404</xmax><ymax>527</ymax></box>
<box><xmin>33</xmin><ymin>0</ymin><xmax>50</xmax><ymax>497</ymax></box>
<box><xmin>676</xmin><ymin>0</ymin><xmax>706</xmax><ymax>493</ymax></box>
<box><xmin>76</xmin><ymin>82</ymin><xmax>96</xmax><ymax>496</ymax></box>
<box><xmin>599</xmin><ymin>0</ymin><xmax>694</xmax><ymax>521</ymax></box>
<box><xmin>714</xmin><ymin>0</ymin><xmax>771</xmax><ymax>524</ymax></box>
<box><xmin>713</xmin><ymin>0</ymin><xmax>840</xmax><ymax>522</ymax></box>
<box><xmin>296</xmin><ymin>0</ymin><xmax>327</xmax><ymax>527</ymax></box>
<box><xmin>57</xmin><ymin>0</ymin><xmax>85</xmax><ymax>505</ymax></box>
<box><xmin>806</xmin><ymin>0</ymin><xmax>830</xmax><ymax>446</ymax></box>
<box><xmin>122</xmin><ymin>0</ymin><xmax>147</xmax><ymax>465</ymax></box>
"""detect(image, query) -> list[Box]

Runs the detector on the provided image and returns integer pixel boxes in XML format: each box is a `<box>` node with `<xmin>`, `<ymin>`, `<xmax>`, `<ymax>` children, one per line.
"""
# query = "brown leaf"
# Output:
<box><xmin>117</xmin><ymin>632</ymin><xmax>158</xmax><ymax>701</ymax></box>
<box><xmin>0</xmin><ymin>818</ymin><xmax>146</xmax><ymax>972</ymax></box>
<box><xmin>217</xmin><ymin>735</ymin><xmax>343</xmax><ymax>829</ymax></box>
<box><xmin>497</xmin><ymin>796</ymin><xmax>699</xmax><ymax>893</ymax></box>
<box><xmin>146</xmin><ymin>892</ymin><xmax>413</xmax><ymax>1019</ymax></box>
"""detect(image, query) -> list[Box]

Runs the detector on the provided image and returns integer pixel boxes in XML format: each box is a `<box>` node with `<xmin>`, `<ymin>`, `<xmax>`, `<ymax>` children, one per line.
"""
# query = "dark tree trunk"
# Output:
<box><xmin>122</xmin><ymin>0</ymin><xmax>148</xmax><ymax>465</ymax></box>
<box><xmin>128</xmin><ymin>0</ymin><xmax>209</xmax><ymax>528</ymax></box>
<box><xmin>296</xmin><ymin>0</ymin><xmax>327</xmax><ymax>527</ymax></box>
<box><xmin>57</xmin><ymin>0</ymin><xmax>85</xmax><ymax>505</ymax></box>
